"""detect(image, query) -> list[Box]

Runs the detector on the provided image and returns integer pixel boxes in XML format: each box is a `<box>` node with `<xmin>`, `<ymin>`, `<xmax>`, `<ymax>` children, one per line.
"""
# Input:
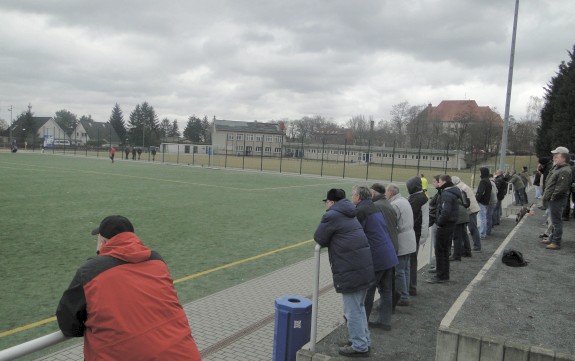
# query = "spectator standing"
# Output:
<box><xmin>352</xmin><ymin>186</ymin><xmax>398</xmax><ymax>331</ymax></box>
<box><xmin>385</xmin><ymin>184</ymin><xmax>416</xmax><ymax>306</ymax></box>
<box><xmin>450</xmin><ymin>181</ymin><xmax>471</xmax><ymax>261</ymax></box>
<box><xmin>56</xmin><ymin>216</ymin><xmax>201</xmax><ymax>361</ymax></box>
<box><xmin>370</xmin><ymin>184</ymin><xmax>398</xmax><ymax>253</ymax></box>
<box><xmin>132</xmin><ymin>147</ymin><xmax>137</xmax><ymax>160</ymax></box>
<box><xmin>406</xmin><ymin>176</ymin><xmax>429</xmax><ymax>296</ymax></box>
<box><xmin>493</xmin><ymin>170</ymin><xmax>508</xmax><ymax>226</ymax></box>
<box><xmin>452</xmin><ymin>176</ymin><xmax>480</xmax><ymax>252</ymax></box>
<box><xmin>152</xmin><ymin>147</ymin><xmax>157</xmax><ymax>161</ymax></box>
<box><xmin>486</xmin><ymin>175</ymin><xmax>498</xmax><ymax>235</ymax></box>
<box><xmin>520</xmin><ymin>166</ymin><xmax>531</xmax><ymax>204</ymax></box>
<box><xmin>314</xmin><ymin>188</ymin><xmax>374</xmax><ymax>357</ymax></box>
<box><xmin>541</xmin><ymin>147</ymin><xmax>572</xmax><ymax>250</ymax></box>
<box><xmin>137</xmin><ymin>147</ymin><xmax>143</xmax><ymax>160</ymax></box>
<box><xmin>427</xmin><ymin>175</ymin><xmax>462</xmax><ymax>284</ymax></box>
<box><xmin>475</xmin><ymin>167</ymin><xmax>492</xmax><ymax>239</ymax></box>
<box><xmin>124</xmin><ymin>146</ymin><xmax>130</xmax><ymax>160</ymax></box>
<box><xmin>509</xmin><ymin>170</ymin><xmax>526</xmax><ymax>206</ymax></box>
<box><xmin>427</xmin><ymin>175</ymin><xmax>442</xmax><ymax>271</ymax></box>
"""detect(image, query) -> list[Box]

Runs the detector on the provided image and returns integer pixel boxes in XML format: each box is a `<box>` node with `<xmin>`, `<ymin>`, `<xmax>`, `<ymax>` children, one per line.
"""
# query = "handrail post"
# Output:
<box><xmin>310</xmin><ymin>244</ymin><xmax>321</xmax><ymax>352</ymax></box>
<box><xmin>0</xmin><ymin>331</ymin><xmax>69</xmax><ymax>361</ymax></box>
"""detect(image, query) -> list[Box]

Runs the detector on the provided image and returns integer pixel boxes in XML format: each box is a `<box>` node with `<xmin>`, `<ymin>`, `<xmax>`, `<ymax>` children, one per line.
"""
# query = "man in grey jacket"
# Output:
<box><xmin>541</xmin><ymin>147</ymin><xmax>573</xmax><ymax>250</ymax></box>
<box><xmin>385</xmin><ymin>183</ymin><xmax>416</xmax><ymax>306</ymax></box>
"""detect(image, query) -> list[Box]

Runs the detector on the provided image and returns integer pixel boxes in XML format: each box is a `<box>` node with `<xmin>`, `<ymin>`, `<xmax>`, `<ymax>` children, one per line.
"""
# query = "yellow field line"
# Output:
<box><xmin>174</xmin><ymin>239</ymin><xmax>314</xmax><ymax>283</ymax></box>
<box><xmin>0</xmin><ymin>239</ymin><xmax>315</xmax><ymax>338</ymax></box>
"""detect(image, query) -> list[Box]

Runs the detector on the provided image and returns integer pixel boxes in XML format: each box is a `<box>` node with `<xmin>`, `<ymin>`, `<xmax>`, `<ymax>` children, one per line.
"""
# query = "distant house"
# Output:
<box><xmin>417</xmin><ymin>100</ymin><xmax>503</xmax><ymax>130</ymax></box>
<box><xmin>212</xmin><ymin>119</ymin><xmax>285</xmax><ymax>156</ymax></box>
<box><xmin>9</xmin><ymin>117</ymin><xmax>68</xmax><ymax>146</ymax></box>
<box><xmin>73</xmin><ymin>119</ymin><xmax>120</xmax><ymax>146</ymax></box>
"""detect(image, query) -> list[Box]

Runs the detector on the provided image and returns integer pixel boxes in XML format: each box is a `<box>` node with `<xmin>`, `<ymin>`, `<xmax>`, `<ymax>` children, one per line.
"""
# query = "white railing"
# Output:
<box><xmin>0</xmin><ymin>331</ymin><xmax>69</xmax><ymax>361</ymax></box>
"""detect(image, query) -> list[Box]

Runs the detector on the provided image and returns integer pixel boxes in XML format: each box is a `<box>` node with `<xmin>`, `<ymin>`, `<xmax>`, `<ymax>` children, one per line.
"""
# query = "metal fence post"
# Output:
<box><xmin>310</xmin><ymin>244</ymin><xmax>321</xmax><ymax>352</ymax></box>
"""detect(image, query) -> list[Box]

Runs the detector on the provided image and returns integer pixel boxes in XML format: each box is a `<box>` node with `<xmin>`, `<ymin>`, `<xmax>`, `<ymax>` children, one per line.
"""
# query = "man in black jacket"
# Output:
<box><xmin>427</xmin><ymin>175</ymin><xmax>462</xmax><ymax>284</ymax></box>
<box><xmin>314</xmin><ymin>188</ymin><xmax>374</xmax><ymax>357</ymax></box>
<box><xmin>493</xmin><ymin>169</ymin><xmax>508</xmax><ymax>226</ymax></box>
<box><xmin>406</xmin><ymin>176</ymin><xmax>429</xmax><ymax>295</ymax></box>
<box><xmin>476</xmin><ymin>167</ymin><xmax>492</xmax><ymax>239</ymax></box>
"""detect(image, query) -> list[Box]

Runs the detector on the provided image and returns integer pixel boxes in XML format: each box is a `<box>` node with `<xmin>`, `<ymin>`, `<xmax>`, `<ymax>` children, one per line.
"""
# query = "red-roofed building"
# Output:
<box><xmin>419</xmin><ymin>100</ymin><xmax>503</xmax><ymax>129</ymax></box>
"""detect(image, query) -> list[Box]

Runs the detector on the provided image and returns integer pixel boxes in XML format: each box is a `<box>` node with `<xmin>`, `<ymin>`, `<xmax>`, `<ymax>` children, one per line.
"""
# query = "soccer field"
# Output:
<box><xmin>0</xmin><ymin>152</ymin><xmax>373</xmax><ymax>352</ymax></box>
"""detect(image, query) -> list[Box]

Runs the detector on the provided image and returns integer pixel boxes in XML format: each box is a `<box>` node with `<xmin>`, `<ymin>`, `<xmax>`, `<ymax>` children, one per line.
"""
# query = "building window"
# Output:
<box><xmin>247</xmin><ymin>134</ymin><xmax>254</xmax><ymax>141</ymax></box>
<box><xmin>256</xmin><ymin>135</ymin><xmax>263</xmax><ymax>141</ymax></box>
<box><xmin>265</xmin><ymin>146</ymin><xmax>271</xmax><ymax>152</ymax></box>
<box><xmin>246</xmin><ymin>146</ymin><xmax>252</xmax><ymax>152</ymax></box>
<box><xmin>256</xmin><ymin>146</ymin><xmax>262</xmax><ymax>151</ymax></box>
<box><xmin>236</xmin><ymin>146</ymin><xmax>244</xmax><ymax>151</ymax></box>
<box><xmin>265</xmin><ymin>135</ymin><xmax>273</xmax><ymax>142</ymax></box>
<box><xmin>274</xmin><ymin>147</ymin><xmax>281</xmax><ymax>153</ymax></box>
<box><xmin>274</xmin><ymin>136</ymin><xmax>282</xmax><ymax>143</ymax></box>
<box><xmin>228</xmin><ymin>133</ymin><xmax>234</xmax><ymax>140</ymax></box>
<box><xmin>236</xmin><ymin>134</ymin><xmax>243</xmax><ymax>141</ymax></box>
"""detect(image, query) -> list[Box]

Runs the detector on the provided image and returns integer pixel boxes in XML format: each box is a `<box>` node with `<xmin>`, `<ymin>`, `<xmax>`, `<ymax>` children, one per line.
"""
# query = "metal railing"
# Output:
<box><xmin>0</xmin><ymin>331</ymin><xmax>68</xmax><ymax>361</ymax></box>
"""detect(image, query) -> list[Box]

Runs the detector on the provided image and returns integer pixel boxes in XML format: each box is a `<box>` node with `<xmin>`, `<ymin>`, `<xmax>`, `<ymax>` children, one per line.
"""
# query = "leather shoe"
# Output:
<box><xmin>541</xmin><ymin>239</ymin><xmax>551</xmax><ymax>245</ymax></box>
<box><xmin>427</xmin><ymin>268</ymin><xmax>437</xmax><ymax>273</ymax></box>
<box><xmin>546</xmin><ymin>243</ymin><xmax>561</xmax><ymax>250</ymax></box>
<box><xmin>369</xmin><ymin>321</ymin><xmax>391</xmax><ymax>331</ymax></box>
<box><xmin>338</xmin><ymin>345</ymin><xmax>370</xmax><ymax>358</ymax></box>
<box><xmin>539</xmin><ymin>233</ymin><xmax>549</xmax><ymax>238</ymax></box>
<box><xmin>427</xmin><ymin>277</ymin><xmax>449</xmax><ymax>284</ymax></box>
<box><xmin>397</xmin><ymin>299</ymin><xmax>410</xmax><ymax>306</ymax></box>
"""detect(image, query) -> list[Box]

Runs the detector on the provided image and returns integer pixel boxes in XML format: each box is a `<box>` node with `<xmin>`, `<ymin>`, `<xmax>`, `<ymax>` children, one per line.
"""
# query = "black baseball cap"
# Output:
<box><xmin>323</xmin><ymin>188</ymin><xmax>346</xmax><ymax>202</ymax></box>
<box><xmin>91</xmin><ymin>215</ymin><xmax>134</xmax><ymax>239</ymax></box>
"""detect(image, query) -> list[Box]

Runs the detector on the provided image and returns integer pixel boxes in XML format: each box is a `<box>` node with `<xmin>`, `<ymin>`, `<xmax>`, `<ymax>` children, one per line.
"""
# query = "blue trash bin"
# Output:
<box><xmin>272</xmin><ymin>295</ymin><xmax>313</xmax><ymax>361</ymax></box>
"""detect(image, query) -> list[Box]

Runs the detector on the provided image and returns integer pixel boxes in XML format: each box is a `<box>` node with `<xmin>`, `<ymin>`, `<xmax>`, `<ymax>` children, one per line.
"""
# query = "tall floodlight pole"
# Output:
<box><xmin>8</xmin><ymin>105</ymin><xmax>13</xmax><ymax>144</ymax></box>
<box><xmin>499</xmin><ymin>0</ymin><xmax>519</xmax><ymax>171</ymax></box>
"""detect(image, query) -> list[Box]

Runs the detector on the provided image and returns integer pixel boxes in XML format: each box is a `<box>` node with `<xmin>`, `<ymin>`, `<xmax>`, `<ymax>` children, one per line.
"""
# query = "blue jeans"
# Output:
<box><xmin>549</xmin><ymin>198</ymin><xmax>566</xmax><ymax>246</ymax></box>
<box><xmin>364</xmin><ymin>268</ymin><xmax>393</xmax><ymax>327</ymax></box>
<box><xmin>514</xmin><ymin>189</ymin><xmax>526</xmax><ymax>205</ymax></box>
<box><xmin>342</xmin><ymin>289</ymin><xmax>370</xmax><ymax>352</ymax></box>
<box><xmin>479</xmin><ymin>203</ymin><xmax>488</xmax><ymax>238</ymax></box>
<box><xmin>493</xmin><ymin>200</ymin><xmax>502</xmax><ymax>225</ymax></box>
<box><xmin>395</xmin><ymin>255</ymin><xmax>411</xmax><ymax>301</ymax></box>
<box><xmin>467</xmin><ymin>212</ymin><xmax>481</xmax><ymax>250</ymax></box>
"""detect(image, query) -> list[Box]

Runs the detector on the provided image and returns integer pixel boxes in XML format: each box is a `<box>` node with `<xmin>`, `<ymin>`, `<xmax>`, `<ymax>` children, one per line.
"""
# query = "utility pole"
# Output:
<box><xmin>8</xmin><ymin>105</ymin><xmax>13</xmax><ymax>144</ymax></box>
<box><xmin>499</xmin><ymin>0</ymin><xmax>520</xmax><ymax>171</ymax></box>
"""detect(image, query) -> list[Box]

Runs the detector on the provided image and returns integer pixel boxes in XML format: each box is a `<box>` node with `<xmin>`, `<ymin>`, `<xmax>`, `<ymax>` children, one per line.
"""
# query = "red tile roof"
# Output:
<box><xmin>423</xmin><ymin>100</ymin><xmax>503</xmax><ymax>127</ymax></box>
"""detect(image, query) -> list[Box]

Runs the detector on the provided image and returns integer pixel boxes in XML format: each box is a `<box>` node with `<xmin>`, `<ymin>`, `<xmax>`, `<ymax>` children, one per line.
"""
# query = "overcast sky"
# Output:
<box><xmin>1</xmin><ymin>1</ymin><xmax>573</xmax><ymax>128</ymax></box>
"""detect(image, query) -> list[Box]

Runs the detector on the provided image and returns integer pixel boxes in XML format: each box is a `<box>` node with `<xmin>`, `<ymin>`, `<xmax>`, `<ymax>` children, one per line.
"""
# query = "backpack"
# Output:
<box><xmin>502</xmin><ymin>249</ymin><xmax>528</xmax><ymax>267</ymax></box>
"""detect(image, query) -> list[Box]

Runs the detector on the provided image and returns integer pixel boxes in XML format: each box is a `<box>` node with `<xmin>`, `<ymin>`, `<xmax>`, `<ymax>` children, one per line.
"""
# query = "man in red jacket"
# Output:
<box><xmin>56</xmin><ymin>215</ymin><xmax>201</xmax><ymax>361</ymax></box>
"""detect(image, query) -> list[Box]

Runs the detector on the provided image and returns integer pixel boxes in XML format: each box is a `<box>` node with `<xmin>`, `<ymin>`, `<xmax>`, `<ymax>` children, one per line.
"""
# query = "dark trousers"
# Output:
<box><xmin>562</xmin><ymin>193</ymin><xmax>574</xmax><ymax>218</ymax></box>
<box><xmin>365</xmin><ymin>268</ymin><xmax>394</xmax><ymax>326</ymax></box>
<box><xmin>435</xmin><ymin>224</ymin><xmax>455</xmax><ymax>280</ymax></box>
<box><xmin>549</xmin><ymin>198</ymin><xmax>566</xmax><ymax>246</ymax></box>
<box><xmin>452</xmin><ymin>223</ymin><xmax>471</xmax><ymax>259</ymax></box>
<box><xmin>409</xmin><ymin>239</ymin><xmax>420</xmax><ymax>294</ymax></box>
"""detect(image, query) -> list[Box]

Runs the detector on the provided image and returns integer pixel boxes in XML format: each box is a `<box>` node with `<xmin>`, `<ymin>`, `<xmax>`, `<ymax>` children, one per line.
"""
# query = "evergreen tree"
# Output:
<box><xmin>109</xmin><ymin>103</ymin><xmax>127</xmax><ymax>144</ymax></box>
<box><xmin>183</xmin><ymin>116</ymin><xmax>203</xmax><ymax>142</ymax></box>
<box><xmin>15</xmin><ymin>104</ymin><xmax>36</xmax><ymax>144</ymax></box>
<box><xmin>169</xmin><ymin>120</ymin><xmax>180</xmax><ymax>138</ymax></box>
<box><xmin>128</xmin><ymin>104</ymin><xmax>144</xmax><ymax>146</ymax></box>
<box><xmin>536</xmin><ymin>45</ymin><xmax>575</xmax><ymax>155</ymax></box>
<box><xmin>202</xmin><ymin>115</ymin><xmax>211</xmax><ymax>144</ymax></box>
<box><xmin>54</xmin><ymin>109</ymin><xmax>78</xmax><ymax>137</ymax></box>
<box><xmin>159</xmin><ymin>118</ymin><xmax>171</xmax><ymax>141</ymax></box>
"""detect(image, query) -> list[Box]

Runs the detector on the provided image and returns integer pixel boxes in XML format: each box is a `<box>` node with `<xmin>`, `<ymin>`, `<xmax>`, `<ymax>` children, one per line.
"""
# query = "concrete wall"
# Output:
<box><xmin>435</xmin><ymin>327</ymin><xmax>575</xmax><ymax>361</ymax></box>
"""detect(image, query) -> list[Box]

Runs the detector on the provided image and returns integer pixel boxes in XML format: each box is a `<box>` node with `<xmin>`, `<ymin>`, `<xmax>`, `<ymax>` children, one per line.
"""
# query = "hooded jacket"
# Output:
<box><xmin>475</xmin><ymin>167</ymin><xmax>493</xmax><ymax>205</ymax></box>
<box><xmin>406</xmin><ymin>176</ymin><xmax>429</xmax><ymax>242</ymax></box>
<box><xmin>372</xmin><ymin>194</ymin><xmax>399</xmax><ymax>253</ymax></box>
<box><xmin>314</xmin><ymin>199</ymin><xmax>375</xmax><ymax>293</ymax></box>
<box><xmin>436</xmin><ymin>182</ymin><xmax>463</xmax><ymax>226</ymax></box>
<box><xmin>388</xmin><ymin>193</ymin><xmax>417</xmax><ymax>256</ymax></box>
<box><xmin>452</xmin><ymin>176</ymin><xmax>480</xmax><ymax>214</ymax></box>
<box><xmin>355</xmin><ymin>199</ymin><xmax>399</xmax><ymax>272</ymax></box>
<box><xmin>56</xmin><ymin>232</ymin><xmax>201</xmax><ymax>361</ymax></box>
